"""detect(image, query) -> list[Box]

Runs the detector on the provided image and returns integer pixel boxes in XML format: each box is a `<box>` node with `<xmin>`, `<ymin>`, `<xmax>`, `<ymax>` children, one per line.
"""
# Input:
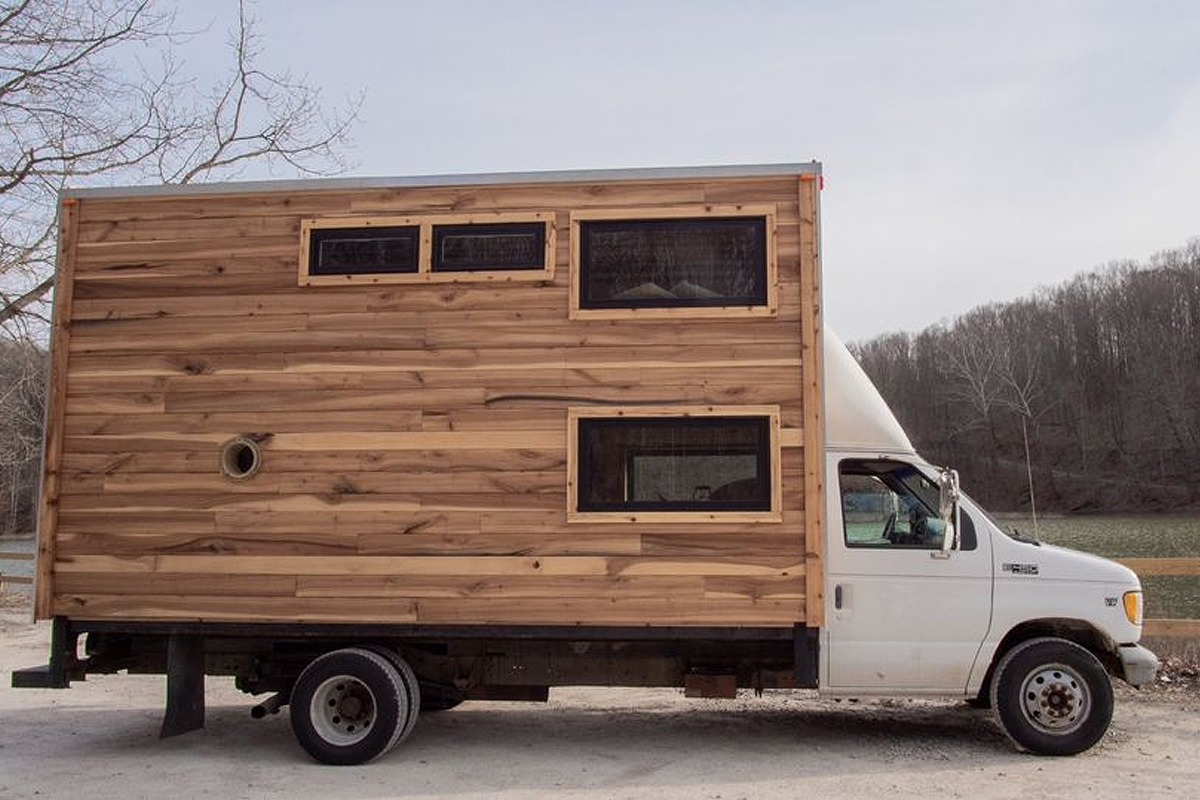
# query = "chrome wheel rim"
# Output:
<box><xmin>310</xmin><ymin>674</ymin><xmax>376</xmax><ymax>746</ymax></box>
<box><xmin>1019</xmin><ymin>662</ymin><xmax>1089</xmax><ymax>735</ymax></box>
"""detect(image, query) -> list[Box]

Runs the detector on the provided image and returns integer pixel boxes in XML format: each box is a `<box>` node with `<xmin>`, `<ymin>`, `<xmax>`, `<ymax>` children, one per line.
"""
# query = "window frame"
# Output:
<box><xmin>568</xmin><ymin>205</ymin><xmax>778</xmax><ymax>320</ymax></box>
<box><xmin>299</xmin><ymin>212</ymin><xmax>556</xmax><ymax>286</ymax></box>
<box><xmin>567</xmin><ymin>405</ymin><xmax>783</xmax><ymax>524</ymax></box>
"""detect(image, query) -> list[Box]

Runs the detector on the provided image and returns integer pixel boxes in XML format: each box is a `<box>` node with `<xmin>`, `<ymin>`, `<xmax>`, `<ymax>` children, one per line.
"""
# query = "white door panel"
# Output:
<box><xmin>825</xmin><ymin>455</ymin><xmax>993</xmax><ymax>693</ymax></box>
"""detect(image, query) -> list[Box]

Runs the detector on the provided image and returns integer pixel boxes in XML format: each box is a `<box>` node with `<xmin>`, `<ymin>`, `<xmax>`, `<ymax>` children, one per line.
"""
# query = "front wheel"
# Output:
<box><xmin>989</xmin><ymin>637</ymin><xmax>1114</xmax><ymax>755</ymax></box>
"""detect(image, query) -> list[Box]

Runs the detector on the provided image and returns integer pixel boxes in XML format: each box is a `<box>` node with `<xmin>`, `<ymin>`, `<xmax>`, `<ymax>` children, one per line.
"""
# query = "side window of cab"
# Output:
<box><xmin>839</xmin><ymin>459</ymin><xmax>976</xmax><ymax>550</ymax></box>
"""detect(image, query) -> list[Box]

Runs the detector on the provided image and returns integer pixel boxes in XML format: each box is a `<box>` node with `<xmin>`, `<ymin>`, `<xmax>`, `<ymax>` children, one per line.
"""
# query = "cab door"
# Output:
<box><xmin>823</xmin><ymin>456</ymin><xmax>993</xmax><ymax>693</ymax></box>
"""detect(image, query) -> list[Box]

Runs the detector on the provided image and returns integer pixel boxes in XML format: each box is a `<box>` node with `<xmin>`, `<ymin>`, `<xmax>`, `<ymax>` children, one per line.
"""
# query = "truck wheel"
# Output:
<box><xmin>361</xmin><ymin>645</ymin><xmax>421</xmax><ymax>743</ymax></box>
<box><xmin>289</xmin><ymin>648</ymin><xmax>411</xmax><ymax>765</ymax></box>
<box><xmin>989</xmin><ymin>637</ymin><xmax>1114</xmax><ymax>756</ymax></box>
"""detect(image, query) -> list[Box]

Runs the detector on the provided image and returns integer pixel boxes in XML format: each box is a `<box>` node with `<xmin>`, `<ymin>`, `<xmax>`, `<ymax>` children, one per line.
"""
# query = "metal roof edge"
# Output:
<box><xmin>58</xmin><ymin>162</ymin><xmax>822</xmax><ymax>200</ymax></box>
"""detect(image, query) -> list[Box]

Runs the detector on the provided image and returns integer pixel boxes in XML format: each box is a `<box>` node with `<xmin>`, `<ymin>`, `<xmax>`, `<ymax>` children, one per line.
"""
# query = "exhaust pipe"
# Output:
<box><xmin>250</xmin><ymin>692</ymin><xmax>287</xmax><ymax>719</ymax></box>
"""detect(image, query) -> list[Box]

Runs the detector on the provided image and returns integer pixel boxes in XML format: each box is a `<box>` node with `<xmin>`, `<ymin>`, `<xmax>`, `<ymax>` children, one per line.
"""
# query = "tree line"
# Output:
<box><xmin>851</xmin><ymin>238</ymin><xmax>1200</xmax><ymax>513</ymax></box>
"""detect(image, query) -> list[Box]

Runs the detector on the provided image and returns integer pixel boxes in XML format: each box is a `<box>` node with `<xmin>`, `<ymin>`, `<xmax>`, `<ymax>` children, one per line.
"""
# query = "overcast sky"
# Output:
<box><xmin>177</xmin><ymin>1</ymin><xmax>1200</xmax><ymax>341</ymax></box>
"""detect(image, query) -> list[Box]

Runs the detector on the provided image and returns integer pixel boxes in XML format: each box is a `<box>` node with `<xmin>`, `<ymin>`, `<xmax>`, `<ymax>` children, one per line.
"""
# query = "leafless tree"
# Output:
<box><xmin>0</xmin><ymin>0</ymin><xmax>360</xmax><ymax>335</ymax></box>
<box><xmin>853</xmin><ymin>237</ymin><xmax>1200</xmax><ymax>513</ymax></box>
<box><xmin>0</xmin><ymin>338</ymin><xmax>44</xmax><ymax>534</ymax></box>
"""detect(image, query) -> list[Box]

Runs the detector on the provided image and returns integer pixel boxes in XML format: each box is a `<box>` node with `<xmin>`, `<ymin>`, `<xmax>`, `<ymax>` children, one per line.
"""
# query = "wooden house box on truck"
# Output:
<box><xmin>21</xmin><ymin>164</ymin><xmax>826</xmax><ymax>763</ymax></box>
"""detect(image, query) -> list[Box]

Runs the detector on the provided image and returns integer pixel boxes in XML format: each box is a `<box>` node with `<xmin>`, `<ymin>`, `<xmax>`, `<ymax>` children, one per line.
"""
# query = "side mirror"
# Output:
<box><xmin>937</xmin><ymin>468</ymin><xmax>960</xmax><ymax>552</ymax></box>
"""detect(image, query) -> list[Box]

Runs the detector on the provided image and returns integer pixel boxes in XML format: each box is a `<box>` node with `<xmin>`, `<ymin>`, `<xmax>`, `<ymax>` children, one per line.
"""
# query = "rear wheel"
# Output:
<box><xmin>289</xmin><ymin>648</ymin><xmax>411</xmax><ymax>765</ymax></box>
<box><xmin>361</xmin><ymin>645</ymin><xmax>422</xmax><ymax>743</ymax></box>
<box><xmin>990</xmin><ymin>637</ymin><xmax>1113</xmax><ymax>756</ymax></box>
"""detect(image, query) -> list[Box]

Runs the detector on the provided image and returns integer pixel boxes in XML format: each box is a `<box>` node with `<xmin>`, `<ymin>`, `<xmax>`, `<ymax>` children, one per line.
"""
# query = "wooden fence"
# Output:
<box><xmin>0</xmin><ymin>550</ymin><xmax>34</xmax><ymax>591</ymax></box>
<box><xmin>1118</xmin><ymin>557</ymin><xmax>1200</xmax><ymax>639</ymax></box>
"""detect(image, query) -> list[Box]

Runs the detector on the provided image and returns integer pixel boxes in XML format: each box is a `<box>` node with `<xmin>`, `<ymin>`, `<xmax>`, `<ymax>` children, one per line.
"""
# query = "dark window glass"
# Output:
<box><xmin>432</xmin><ymin>222</ymin><xmax>545</xmax><ymax>272</ymax></box>
<box><xmin>579</xmin><ymin>216</ymin><xmax>767</xmax><ymax>309</ymax></box>
<box><xmin>577</xmin><ymin>416</ymin><xmax>771</xmax><ymax>512</ymax></box>
<box><xmin>310</xmin><ymin>226</ymin><xmax>419</xmax><ymax>275</ymax></box>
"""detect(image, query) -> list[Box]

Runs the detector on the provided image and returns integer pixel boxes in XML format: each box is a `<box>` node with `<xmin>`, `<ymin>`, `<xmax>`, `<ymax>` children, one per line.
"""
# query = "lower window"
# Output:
<box><xmin>569</xmin><ymin>408</ymin><xmax>779</xmax><ymax>520</ymax></box>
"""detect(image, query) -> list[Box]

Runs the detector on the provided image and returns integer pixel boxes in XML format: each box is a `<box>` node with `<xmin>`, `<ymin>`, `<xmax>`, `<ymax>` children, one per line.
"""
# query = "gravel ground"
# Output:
<box><xmin>2</xmin><ymin>610</ymin><xmax>1199</xmax><ymax>800</ymax></box>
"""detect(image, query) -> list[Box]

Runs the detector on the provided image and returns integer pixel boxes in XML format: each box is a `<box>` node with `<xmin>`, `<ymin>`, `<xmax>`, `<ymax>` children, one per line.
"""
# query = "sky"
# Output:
<box><xmin>174</xmin><ymin>1</ymin><xmax>1200</xmax><ymax>341</ymax></box>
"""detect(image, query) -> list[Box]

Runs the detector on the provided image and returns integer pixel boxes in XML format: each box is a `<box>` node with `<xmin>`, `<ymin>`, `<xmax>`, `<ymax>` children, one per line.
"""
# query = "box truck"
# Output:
<box><xmin>12</xmin><ymin>163</ymin><xmax>1157</xmax><ymax>763</ymax></box>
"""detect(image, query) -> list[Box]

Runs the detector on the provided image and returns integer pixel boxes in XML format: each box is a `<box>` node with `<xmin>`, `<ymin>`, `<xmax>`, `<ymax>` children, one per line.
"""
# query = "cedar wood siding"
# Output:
<box><xmin>36</xmin><ymin>172</ymin><xmax>823</xmax><ymax>628</ymax></box>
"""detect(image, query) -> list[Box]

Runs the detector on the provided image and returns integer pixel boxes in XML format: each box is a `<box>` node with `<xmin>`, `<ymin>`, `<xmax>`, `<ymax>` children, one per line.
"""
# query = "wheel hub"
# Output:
<box><xmin>310</xmin><ymin>675</ymin><xmax>376</xmax><ymax>746</ymax></box>
<box><xmin>1020</xmin><ymin>664</ymin><xmax>1089</xmax><ymax>735</ymax></box>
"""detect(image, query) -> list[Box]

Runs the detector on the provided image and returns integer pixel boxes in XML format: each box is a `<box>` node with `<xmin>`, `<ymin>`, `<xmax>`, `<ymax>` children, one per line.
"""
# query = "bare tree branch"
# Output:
<box><xmin>0</xmin><ymin>0</ymin><xmax>360</xmax><ymax>335</ymax></box>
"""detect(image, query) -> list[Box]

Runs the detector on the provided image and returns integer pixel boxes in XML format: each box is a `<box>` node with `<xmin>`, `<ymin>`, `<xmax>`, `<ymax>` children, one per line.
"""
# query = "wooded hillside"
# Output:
<box><xmin>852</xmin><ymin>239</ymin><xmax>1200</xmax><ymax>512</ymax></box>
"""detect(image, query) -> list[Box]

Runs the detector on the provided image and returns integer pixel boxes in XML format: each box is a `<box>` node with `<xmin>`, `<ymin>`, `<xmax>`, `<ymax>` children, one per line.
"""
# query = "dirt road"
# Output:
<box><xmin>2</xmin><ymin>611</ymin><xmax>1197</xmax><ymax>800</ymax></box>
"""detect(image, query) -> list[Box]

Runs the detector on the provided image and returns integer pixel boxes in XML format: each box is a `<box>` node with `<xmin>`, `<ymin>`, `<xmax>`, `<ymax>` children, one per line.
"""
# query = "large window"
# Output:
<box><xmin>570</xmin><ymin>206</ymin><xmax>777</xmax><ymax>319</ymax></box>
<box><xmin>300</xmin><ymin>213</ymin><xmax>555</xmax><ymax>285</ymax></box>
<box><xmin>568</xmin><ymin>406</ymin><xmax>782</xmax><ymax>522</ymax></box>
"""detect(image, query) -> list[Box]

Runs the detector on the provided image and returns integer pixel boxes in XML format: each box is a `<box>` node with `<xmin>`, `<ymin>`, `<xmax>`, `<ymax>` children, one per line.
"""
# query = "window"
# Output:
<box><xmin>570</xmin><ymin>206</ymin><xmax>777</xmax><ymax>319</ymax></box>
<box><xmin>309</xmin><ymin>226</ymin><xmax>419</xmax><ymax>276</ymax></box>
<box><xmin>839</xmin><ymin>459</ymin><xmax>976</xmax><ymax>550</ymax></box>
<box><xmin>432</xmin><ymin>222</ymin><xmax>545</xmax><ymax>272</ymax></box>
<box><xmin>300</xmin><ymin>213</ymin><xmax>555</xmax><ymax>285</ymax></box>
<box><xmin>568</xmin><ymin>406</ymin><xmax>782</xmax><ymax>522</ymax></box>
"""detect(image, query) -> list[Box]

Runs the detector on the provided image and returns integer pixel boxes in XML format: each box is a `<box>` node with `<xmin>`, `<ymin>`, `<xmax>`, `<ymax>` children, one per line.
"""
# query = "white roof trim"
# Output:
<box><xmin>60</xmin><ymin>162</ymin><xmax>822</xmax><ymax>200</ymax></box>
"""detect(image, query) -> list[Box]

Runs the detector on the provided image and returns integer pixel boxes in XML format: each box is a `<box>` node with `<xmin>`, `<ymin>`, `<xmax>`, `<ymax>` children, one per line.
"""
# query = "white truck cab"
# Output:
<box><xmin>821</xmin><ymin>330</ymin><xmax>1158</xmax><ymax>754</ymax></box>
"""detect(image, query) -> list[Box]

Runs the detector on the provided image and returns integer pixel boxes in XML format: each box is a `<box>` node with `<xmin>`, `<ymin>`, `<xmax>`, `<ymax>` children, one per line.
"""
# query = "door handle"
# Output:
<box><xmin>834</xmin><ymin>584</ymin><xmax>843</xmax><ymax>610</ymax></box>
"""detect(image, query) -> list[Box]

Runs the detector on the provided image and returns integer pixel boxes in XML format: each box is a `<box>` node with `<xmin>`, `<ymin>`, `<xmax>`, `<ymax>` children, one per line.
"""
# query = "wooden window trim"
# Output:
<box><xmin>299</xmin><ymin>212</ymin><xmax>556</xmax><ymax>286</ymax></box>
<box><xmin>566</xmin><ymin>405</ymin><xmax>783</xmax><ymax>524</ymax></box>
<box><xmin>568</xmin><ymin>204</ymin><xmax>779</xmax><ymax>321</ymax></box>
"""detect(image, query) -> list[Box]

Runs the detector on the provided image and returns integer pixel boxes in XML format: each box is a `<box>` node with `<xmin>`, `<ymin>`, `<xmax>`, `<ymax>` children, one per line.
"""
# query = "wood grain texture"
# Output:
<box><xmin>798</xmin><ymin>177</ymin><xmax>825</xmax><ymax>627</ymax></box>
<box><xmin>44</xmin><ymin>172</ymin><xmax>820</xmax><ymax>627</ymax></box>
<box><xmin>35</xmin><ymin>199</ymin><xmax>81</xmax><ymax>618</ymax></box>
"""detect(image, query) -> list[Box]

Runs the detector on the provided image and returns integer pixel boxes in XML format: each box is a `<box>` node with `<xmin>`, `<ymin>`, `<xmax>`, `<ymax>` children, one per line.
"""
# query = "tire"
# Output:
<box><xmin>361</xmin><ymin>645</ymin><xmax>422</xmax><ymax>744</ymax></box>
<box><xmin>289</xmin><ymin>648</ymin><xmax>410</xmax><ymax>765</ymax></box>
<box><xmin>989</xmin><ymin>637</ymin><xmax>1114</xmax><ymax>756</ymax></box>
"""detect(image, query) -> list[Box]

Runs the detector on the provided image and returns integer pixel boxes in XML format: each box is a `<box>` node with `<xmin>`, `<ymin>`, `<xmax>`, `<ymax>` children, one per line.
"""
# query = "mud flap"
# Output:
<box><xmin>160</xmin><ymin>634</ymin><xmax>205</xmax><ymax>738</ymax></box>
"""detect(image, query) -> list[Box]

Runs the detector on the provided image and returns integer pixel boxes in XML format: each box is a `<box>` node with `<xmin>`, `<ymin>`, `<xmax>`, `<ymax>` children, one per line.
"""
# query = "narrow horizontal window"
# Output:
<box><xmin>432</xmin><ymin>222</ymin><xmax>546</xmax><ymax>272</ymax></box>
<box><xmin>579</xmin><ymin>216</ymin><xmax>767</xmax><ymax>309</ymax></box>
<box><xmin>309</xmin><ymin>226</ymin><xmax>419</xmax><ymax>275</ymax></box>
<box><xmin>576</xmin><ymin>415</ymin><xmax>772</xmax><ymax>513</ymax></box>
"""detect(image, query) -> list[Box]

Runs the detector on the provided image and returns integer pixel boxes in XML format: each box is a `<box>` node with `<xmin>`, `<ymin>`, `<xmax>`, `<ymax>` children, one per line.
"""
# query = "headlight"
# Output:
<box><xmin>1122</xmin><ymin>591</ymin><xmax>1143</xmax><ymax>625</ymax></box>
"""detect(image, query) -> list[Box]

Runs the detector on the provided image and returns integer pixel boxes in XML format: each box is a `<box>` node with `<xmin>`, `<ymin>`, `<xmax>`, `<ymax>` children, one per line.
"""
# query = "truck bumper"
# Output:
<box><xmin>1117</xmin><ymin>643</ymin><xmax>1159</xmax><ymax>687</ymax></box>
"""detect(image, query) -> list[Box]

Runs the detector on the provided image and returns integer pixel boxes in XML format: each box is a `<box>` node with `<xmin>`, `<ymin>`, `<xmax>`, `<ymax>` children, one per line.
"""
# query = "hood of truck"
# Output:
<box><xmin>824</xmin><ymin>328</ymin><xmax>916</xmax><ymax>455</ymax></box>
<box><xmin>994</xmin><ymin>536</ymin><xmax>1140</xmax><ymax>586</ymax></box>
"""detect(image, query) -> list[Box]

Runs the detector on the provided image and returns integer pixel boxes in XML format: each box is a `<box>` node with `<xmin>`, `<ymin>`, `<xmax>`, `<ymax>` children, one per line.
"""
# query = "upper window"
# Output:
<box><xmin>570</xmin><ymin>206</ymin><xmax>777</xmax><ymax>319</ymax></box>
<box><xmin>839</xmin><ymin>459</ymin><xmax>976</xmax><ymax>550</ymax></box>
<box><xmin>432</xmin><ymin>222</ymin><xmax>545</xmax><ymax>272</ymax></box>
<box><xmin>300</xmin><ymin>213</ymin><xmax>555</xmax><ymax>286</ymax></box>
<box><xmin>568</xmin><ymin>406</ymin><xmax>781</xmax><ymax>522</ymax></box>
<box><xmin>309</xmin><ymin>225</ymin><xmax>419</xmax><ymax>276</ymax></box>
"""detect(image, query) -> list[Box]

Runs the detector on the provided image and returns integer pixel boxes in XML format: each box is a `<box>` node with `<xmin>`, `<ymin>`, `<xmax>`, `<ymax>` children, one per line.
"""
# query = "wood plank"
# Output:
<box><xmin>67</xmin><ymin>365</ymin><xmax>799</xmax><ymax>395</ymax></box>
<box><xmin>1117</xmin><ymin>558</ymin><xmax>1200</xmax><ymax>576</ymax></box>
<box><xmin>55</xmin><ymin>554</ymin><xmax>802</xmax><ymax>577</ymax></box>
<box><xmin>56</xmin><ymin>573</ymin><xmax>297</xmax><ymax>596</ymax></box>
<box><xmin>294</xmin><ymin>575</ymin><xmax>707</xmax><ymax>599</ymax></box>
<box><xmin>35</xmin><ymin>198</ymin><xmax>80</xmax><ymax>619</ymax></box>
<box><xmin>53</xmin><ymin>593</ymin><xmax>419</xmax><ymax>623</ymax></box>
<box><xmin>799</xmin><ymin>175</ymin><xmax>825</xmax><ymax>627</ymax></box>
<box><xmin>1142</xmin><ymin>618</ymin><xmax>1200</xmax><ymax>638</ymax></box>
<box><xmin>68</xmin><ymin>344</ymin><xmax>801</xmax><ymax>377</ymax></box>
